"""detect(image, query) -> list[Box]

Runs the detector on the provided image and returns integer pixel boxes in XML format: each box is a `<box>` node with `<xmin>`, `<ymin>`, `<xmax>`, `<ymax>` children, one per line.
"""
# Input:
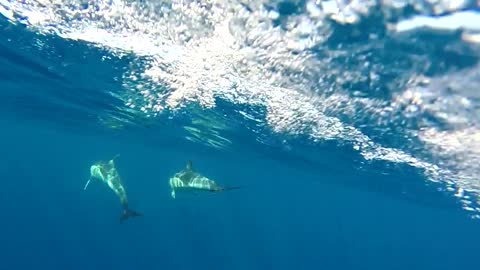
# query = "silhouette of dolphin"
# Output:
<box><xmin>84</xmin><ymin>154</ymin><xmax>142</xmax><ymax>223</ymax></box>
<box><xmin>169</xmin><ymin>160</ymin><xmax>242</xmax><ymax>199</ymax></box>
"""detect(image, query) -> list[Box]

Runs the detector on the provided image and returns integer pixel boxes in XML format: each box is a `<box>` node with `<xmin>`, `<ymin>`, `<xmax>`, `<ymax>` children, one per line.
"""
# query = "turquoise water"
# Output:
<box><xmin>1</xmin><ymin>1</ymin><xmax>480</xmax><ymax>269</ymax></box>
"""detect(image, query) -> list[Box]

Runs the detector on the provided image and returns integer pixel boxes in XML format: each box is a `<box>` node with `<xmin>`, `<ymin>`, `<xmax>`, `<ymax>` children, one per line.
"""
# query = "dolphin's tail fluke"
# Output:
<box><xmin>119</xmin><ymin>208</ymin><xmax>142</xmax><ymax>224</ymax></box>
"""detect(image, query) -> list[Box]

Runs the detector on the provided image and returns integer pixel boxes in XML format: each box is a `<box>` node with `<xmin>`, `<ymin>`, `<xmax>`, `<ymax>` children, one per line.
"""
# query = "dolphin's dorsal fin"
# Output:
<box><xmin>186</xmin><ymin>160</ymin><xmax>193</xmax><ymax>171</ymax></box>
<box><xmin>109</xmin><ymin>154</ymin><xmax>120</xmax><ymax>165</ymax></box>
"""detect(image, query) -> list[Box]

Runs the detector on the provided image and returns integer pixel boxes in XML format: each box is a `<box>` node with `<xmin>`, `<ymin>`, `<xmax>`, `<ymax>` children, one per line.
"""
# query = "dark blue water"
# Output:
<box><xmin>1</xmin><ymin>2</ymin><xmax>480</xmax><ymax>270</ymax></box>
<box><xmin>2</xmin><ymin>115</ymin><xmax>479</xmax><ymax>270</ymax></box>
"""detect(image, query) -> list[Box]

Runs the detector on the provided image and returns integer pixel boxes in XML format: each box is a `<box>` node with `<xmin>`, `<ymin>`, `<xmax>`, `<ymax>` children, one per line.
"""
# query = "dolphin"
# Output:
<box><xmin>84</xmin><ymin>154</ymin><xmax>142</xmax><ymax>223</ymax></box>
<box><xmin>169</xmin><ymin>160</ymin><xmax>242</xmax><ymax>198</ymax></box>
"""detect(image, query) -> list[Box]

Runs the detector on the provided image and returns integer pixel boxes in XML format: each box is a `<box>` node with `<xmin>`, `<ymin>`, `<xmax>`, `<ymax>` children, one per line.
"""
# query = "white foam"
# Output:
<box><xmin>395</xmin><ymin>11</ymin><xmax>480</xmax><ymax>32</ymax></box>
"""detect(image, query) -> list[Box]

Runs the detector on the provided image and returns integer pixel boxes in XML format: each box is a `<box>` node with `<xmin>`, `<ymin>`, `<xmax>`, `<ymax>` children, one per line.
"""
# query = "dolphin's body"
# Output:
<box><xmin>84</xmin><ymin>155</ymin><xmax>142</xmax><ymax>223</ymax></box>
<box><xmin>169</xmin><ymin>160</ymin><xmax>241</xmax><ymax>198</ymax></box>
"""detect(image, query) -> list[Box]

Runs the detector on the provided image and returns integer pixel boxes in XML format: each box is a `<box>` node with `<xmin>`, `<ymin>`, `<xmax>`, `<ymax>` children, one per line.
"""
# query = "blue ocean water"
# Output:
<box><xmin>1</xmin><ymin>1</ymin><xmax>480</xmax><ymax>269</ymax></box>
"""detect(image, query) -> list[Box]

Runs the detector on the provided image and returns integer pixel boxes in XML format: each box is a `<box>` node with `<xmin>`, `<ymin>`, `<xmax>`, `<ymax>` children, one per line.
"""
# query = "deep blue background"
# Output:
<box><xmin>1</xmin><ymin>116</ymin><xmax>479</xmax><ymax>270</ymax></box>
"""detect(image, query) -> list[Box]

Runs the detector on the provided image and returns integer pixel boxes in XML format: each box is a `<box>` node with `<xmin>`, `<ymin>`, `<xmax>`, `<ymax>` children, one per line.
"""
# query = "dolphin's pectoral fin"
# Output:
<box><xmin>83</xmin><ymin>178</ymin><xmax>92</xmax><ymax>190</ymax></box>
<box><xmin>171</xmin><ymin>189</ymin><xmax>176</xmax><ymax>199</ymax></box>
<box><xmin>119</xmin><ymin>208</ymin><xmax>142</xmax><ymax>224</ymax></box>
<box><xmin>186</xmin><ymin>160</ymin><xmax>193</xmax><ymax>171</ymax></box>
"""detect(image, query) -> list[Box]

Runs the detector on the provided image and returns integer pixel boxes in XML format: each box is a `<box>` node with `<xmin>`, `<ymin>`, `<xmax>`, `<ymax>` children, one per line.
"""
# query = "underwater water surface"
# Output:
<box><xmin>1</xmin><ymin>1</ymin><xmax>480</xmax><ymax>269</ymax></box>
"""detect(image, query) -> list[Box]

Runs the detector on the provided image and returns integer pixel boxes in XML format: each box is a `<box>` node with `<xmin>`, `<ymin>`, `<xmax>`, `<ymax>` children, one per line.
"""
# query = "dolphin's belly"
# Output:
<box><xmin>107</xmin><ymin>178</ymin><xmax>128</xmax><ymax>204</ymax></box>
<box><xmin>91</xmin><ymin>165</ymin><xmax>128</xmax><ymax>205</ymax></box>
